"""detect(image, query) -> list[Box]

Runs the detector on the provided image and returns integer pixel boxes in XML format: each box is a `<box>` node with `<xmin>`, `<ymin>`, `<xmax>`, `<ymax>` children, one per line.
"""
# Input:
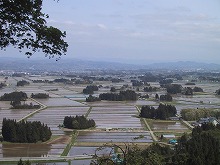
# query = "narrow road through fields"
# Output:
<box><xmin>135</xmin><ymin>106</ymin><xmax>158</xmax><ymax>142</ymax></box>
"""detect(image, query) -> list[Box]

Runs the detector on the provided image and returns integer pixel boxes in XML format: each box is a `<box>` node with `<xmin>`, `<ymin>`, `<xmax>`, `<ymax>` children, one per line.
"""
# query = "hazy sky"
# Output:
<box><xmin>2</xmin><ymin>0</ymin><xmax>220</xmax><ymax>64</ymax></box>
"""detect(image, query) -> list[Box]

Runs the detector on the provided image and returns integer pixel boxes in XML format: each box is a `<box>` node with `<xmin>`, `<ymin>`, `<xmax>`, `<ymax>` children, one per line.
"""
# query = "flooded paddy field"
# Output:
<box><xmin>190</xmin><ymin>82</ymin><xmax>220</xmax><ymax>93</ymax></box>
<box><xmin>0</xmin><ymin>143</ymin><xmax>65</xmax><ymax>157</ymax></box>
<box><xmin>46</xmin><ymin>87</ymin><xmax>79</xmax><ymax>96</ymax></box>
<box><xmin>16</xmin><ymin>86</ymin><xmax>47</xmax><ymax>96</ymax></box>
<box><xmin>0</xmin><ymin>101</ymin><xmax>12</xmax><ymax>109</ymax></box>
<box><xmin>88</xmin><ymin>106</ymin><xmax>143</xmax><ymax>129</ymax></box>
<box><xmin>76</xmin><ymin>131</ymin><xmax>153</xmax><ymax>143</ymax></box>
<box><xmin>63</xmin><ymin>86</ymin><xmax>85</xmax><ymax>93</ymax></box>
<box><xmin>84</xmin><ymin>101</ymin><xmax>128</xmax><ymax>107</ymax></box>
<box><xmin>0</xmin><ymin>88</ymin><xmax>15</xmax><ymax>97</ymax></box>
<box><xmin>175</xmin><ymin>94</ymin><xmax>220</xmax><ymax>104</ymax></box>
<box><xmin>127</xmin><ymin>100</ymin><xmax>159</xmax><ymax>106</ymax></box>
<box><xmin>27</xmin><ymin>107</ymin><xmax>89</xmax><ymax>135</ymax></box>
<box><xmin>68</xmin><ymin>146</ymin><xmax>112</xmax><ymax>156</ymax></box>
<box><xmin>34</xmin><ymin>97</ymin><xmax>86</xmax><ymax>107</ymax></box>
<box><xmin>149</xmin><ymin>120</ymin><xmax>189</xmax><ymax>131</ymax></box>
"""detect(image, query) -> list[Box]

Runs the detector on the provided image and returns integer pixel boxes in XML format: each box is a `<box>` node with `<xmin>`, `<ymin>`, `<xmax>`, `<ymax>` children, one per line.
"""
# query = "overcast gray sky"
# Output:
<box><xmin>1</xmin><ymin>0</ymin><xmax>220</xmax><ymax>64</ymax></box>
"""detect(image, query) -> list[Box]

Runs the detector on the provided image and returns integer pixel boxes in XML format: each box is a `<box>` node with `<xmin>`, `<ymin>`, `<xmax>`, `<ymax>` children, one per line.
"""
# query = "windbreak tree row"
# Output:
<box><xmin>99</xmin><ymin>90</ymin><xmax>138</xmax><ymax>101</ymax></box>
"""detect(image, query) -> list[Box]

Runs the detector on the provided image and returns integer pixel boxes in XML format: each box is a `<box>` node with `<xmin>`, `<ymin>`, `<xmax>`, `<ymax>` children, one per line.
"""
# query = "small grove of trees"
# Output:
<box><xmin>31</xmin><ymin>93</ymin><xmax>49</xmax><ymax>99</ymax></box>
<box><xmin>83</xmin><ymin>85</ymin><xmax>99</xmax><ymax>94</ymax></box>
<box><xmin>86</xmin><ymin>94</ymin><xmax>101</xmax><ymax>102</ymax></box>
<box><xmin>182</xmin><ymin>87</ymin><xmax>193</xmax><ymax>95</ymax></box>
<box><xmin>63</xmin><ymin>115</ymin><xmax>95</xmax><ymax>129</ymax></box>
<box><xmin>17</xmin><ymin>80</ymin><xmax>30</xmax><ymax>86</ymax></box>
<box><xmin>216</xmin><ymin>89</ymin><xmax>220</xmax><ymax>95</ymax></box>
<box><xmin>2</xmin><ymin>118</ymin><xmax>51</xmax><ymax>143</ymax></box>
<box><xmin>193</xmin><ymin>86</ymin><xmax>203</xmax><ymax>92</ymax></box>
<box><xmin>139</xmin><ymin>94</ymin><xmax>149</xmax><ymax>99</ymax></box>
<box><xmin>159</xmin><ymin>94</ymin><xmax>172</xmax><ymax>102</ymax></box>
<box><xmin>166</xmin><ymin>84</ymin><xmax>183</xmax><ymax>94</ymax></box>
<box><xmin>138</xmin><ymin>73</ymin><xmax>158</xmax><ymax>82</ymax></box>
<box><xmin>140</xmin><ymin>104</ymin><xmax>177</xmax><ymax>120</ymax></box>
<box><xmin>181</xmin><ymin>108</ymin><xmax>220</xmax><ymax>121</ymax></box>
<box><xmin>131</xmin><ymin>80</ymin><xmax>143</xmax><ymax>87</ymax></box>
<box><xmin>99</xmin><ymin>90</ymin><xmax>137</xmax><ymax>101</ymax></box>
<box><xmin>0</xmin><ymin>91</ymin><xmax>27</xmax><ymax>101</ymax></box>
<box><xmin>0</xmin><ymin>82</ymin><xmax>6</xmax><ymax>89</ymax></box>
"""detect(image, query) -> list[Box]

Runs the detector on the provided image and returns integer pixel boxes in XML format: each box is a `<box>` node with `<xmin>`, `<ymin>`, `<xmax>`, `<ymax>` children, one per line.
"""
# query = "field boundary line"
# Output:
<box><xmin>17</xmin><ymin>98</ymin><xmax>47</xmax><ymax>122</ymax></box>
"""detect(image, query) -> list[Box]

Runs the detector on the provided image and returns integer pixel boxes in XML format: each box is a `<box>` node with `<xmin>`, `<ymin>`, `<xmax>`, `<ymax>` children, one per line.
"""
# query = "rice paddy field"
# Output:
<box><xmin>0</xmin><ymin>75</ymin><xmax>219</xmax><ymax>163</ymax></box>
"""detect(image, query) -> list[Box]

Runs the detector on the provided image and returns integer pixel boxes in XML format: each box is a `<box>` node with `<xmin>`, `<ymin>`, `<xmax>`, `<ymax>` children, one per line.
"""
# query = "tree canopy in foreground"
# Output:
<box><xmin>0</xmin><ymin>0</ymin><xmax>68</xmax><ymax>59</ymax></box>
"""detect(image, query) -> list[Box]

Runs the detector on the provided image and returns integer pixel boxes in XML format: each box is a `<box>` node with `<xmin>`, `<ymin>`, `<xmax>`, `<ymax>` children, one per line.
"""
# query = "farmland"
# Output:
<box><xmin>0</xmin><ymin>70</ymin><xmax>220</xmax><ymax>164</ymax></box>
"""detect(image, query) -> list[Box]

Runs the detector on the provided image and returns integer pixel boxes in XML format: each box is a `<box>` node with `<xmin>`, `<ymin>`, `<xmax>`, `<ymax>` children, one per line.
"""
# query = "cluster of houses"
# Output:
<box><xmin>192</xmin><ymin>117</ymin><xmax>220</xmax><ymax>127</ymax></box>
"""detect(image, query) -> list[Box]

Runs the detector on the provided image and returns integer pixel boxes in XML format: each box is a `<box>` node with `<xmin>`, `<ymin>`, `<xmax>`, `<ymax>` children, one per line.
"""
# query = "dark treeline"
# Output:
<box><xmin>16</xmin><ymin>80</ymin><xmax>30</xmax><ymax>86</ymax></box>
<box><xmin>10</xmin><ymin>101</ymin><xmax>40</xmax><ymax>109</ymax></box>
<box><xmin>12</xmin><ymin>73</ymin><xmax>25</xmax><ymax>77</ymax></box>
<box><xmin>83</xmin><ymin>85</ymin><xmax>99</xmax><ymax>94</ymax></box>
<box><xmin>86</xmin><ymin>94</ymin><xmax>101</xmax><ymax>102</ymax></box>
<box><xmin>159</xmin><ymin>79</ymin><xmax>173</xmax><ymax>85</ymax></box>
<box><xmin>144</xmin><ymin>86</ymin><xmax>158</xmax><ymax>92</ymax></box>
<box><xmin>63</xmin><ymin>115</ymin><xmax>95</xmax><ymax>129</ymax></box>
<box><xmin>111</xmin><ymin>78</ymin><xmax>124</xmax><ymax>83</ymax></box>
<box><xmin>2</xmin><ymin>118</ymin><xmax>51</xmax><ymax>143</ymax></box>
<box><xmin>140</xmin><ymin>103</ymin><xmax>177</xmax><ymax>120</ymax></box>
<box><xmin>99</xmin><ymin>90</ymin><xmax>138</xmax><ymax>101</ymax></box>
<box><xmin>32</xmin><ymin>79</ymin><xmax>53</xmax><ymax>83</ymax></box>
<box><xmin>75</xmin><ymin>79</ymin><xmax>92</xmax><ymax>84</ymax></box>
<box><xmin>31</xmin><ymin>93</ymin><xmax>49</xmax><ymax>99</ymax></box>
<box><xmin>193</xmin><ymin>86</ymin><xmax>203</xmax><ymax>92</ymax></box>
<box><xmin>185</xmin><ymin>82</ymin><xmax>196</xmax><ymax>85</ymax></box>
<box><xmin>54</xmin><ymin>78</ymin><xmax>71</xmax><ymax>83</ymax></box>
<box><xmin>0</xmin><ymin>91</ymin><xmax>27</xmax><ymax>101</ymax></box>
<box><xmin>216</xmin><ymin>89</ymin><xmax>220</xmax><ymax>95</ymax></box>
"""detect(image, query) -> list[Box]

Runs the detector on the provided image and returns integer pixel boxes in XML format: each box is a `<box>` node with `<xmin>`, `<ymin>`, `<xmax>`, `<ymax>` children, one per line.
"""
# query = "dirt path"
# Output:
<box><xmin>47</xmin><ymin>135</ymin><xmax>71</xmax><ymax>144</ymax></box>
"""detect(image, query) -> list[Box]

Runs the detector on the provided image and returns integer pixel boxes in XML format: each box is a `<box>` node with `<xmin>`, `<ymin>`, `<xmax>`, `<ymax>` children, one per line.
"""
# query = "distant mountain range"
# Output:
<box><xmin>0</xmin><ymin>57</ymin><xmax>220</xmax><ymax>72</ymax></box>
